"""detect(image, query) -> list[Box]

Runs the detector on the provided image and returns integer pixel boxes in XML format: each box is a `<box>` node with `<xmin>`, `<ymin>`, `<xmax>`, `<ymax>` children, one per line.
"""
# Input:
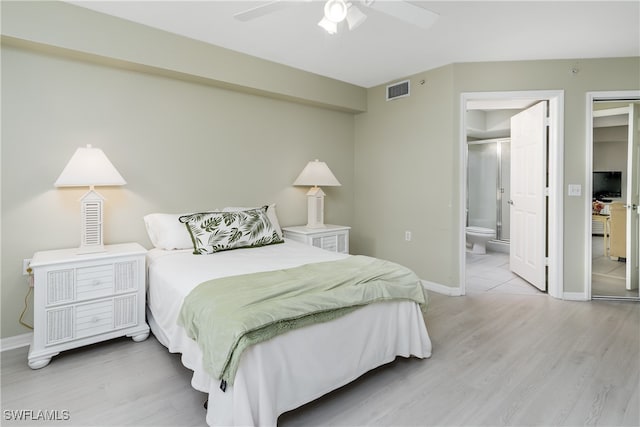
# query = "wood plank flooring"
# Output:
<box><xmin>2</xmin><ymin>292</ymin><xmax>638</xmax><ymax>426</ymax></box>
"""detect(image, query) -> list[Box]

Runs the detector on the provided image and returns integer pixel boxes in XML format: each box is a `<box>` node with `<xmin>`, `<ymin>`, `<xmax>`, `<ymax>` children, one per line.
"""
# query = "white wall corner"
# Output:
<box><xmin>421</xmin><ymin>280</ymin><xmax>463</xmax><ymax>296</ymax></box>
<box><xmin>1</xmin><ymin>332</ymin><xmax>32</xmax><ymax>352</ymax></box>
<box><xmin>562</xmin><ymin>292</ymin><xmax>589</xmax><ymax>302</ymax></box>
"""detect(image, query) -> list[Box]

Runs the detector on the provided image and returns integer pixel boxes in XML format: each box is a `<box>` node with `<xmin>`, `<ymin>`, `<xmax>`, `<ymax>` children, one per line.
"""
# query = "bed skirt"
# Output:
<box><xmin>147</xmin><ymin>299</ymin><xmax>431</xmax><ymax>426</ymax></box>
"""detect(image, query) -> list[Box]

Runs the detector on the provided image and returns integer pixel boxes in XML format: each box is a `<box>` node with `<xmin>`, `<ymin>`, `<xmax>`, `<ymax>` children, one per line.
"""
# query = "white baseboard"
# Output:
<box><xmin>1</xmin><ymin>332</ymin><xmax>32</xmax><ymax>352</ymax></box>
<box><xmin>562</xmin><ymin>292</ymin><xmax>589</xmax><ymax>301</ymax></box>
<box><xmin>421</xmin><ymin>280</ymin><xmax>462</xmax><ymax>296</ymax></box>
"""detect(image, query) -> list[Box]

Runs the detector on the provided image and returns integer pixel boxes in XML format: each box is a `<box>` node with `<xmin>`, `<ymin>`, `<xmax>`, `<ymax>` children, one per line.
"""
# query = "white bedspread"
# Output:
<box><xmin>146</xmin><ymin>240</ymin><xmax>432</xmax><ymax>426</ymax></box>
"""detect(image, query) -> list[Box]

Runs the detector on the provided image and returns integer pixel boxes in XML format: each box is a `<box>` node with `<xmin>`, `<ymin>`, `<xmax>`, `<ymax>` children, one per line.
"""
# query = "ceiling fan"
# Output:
<box><xmin>234</xmin><ymin>0</ymin><xmax>439</xmax><ymax>35</ymax></box>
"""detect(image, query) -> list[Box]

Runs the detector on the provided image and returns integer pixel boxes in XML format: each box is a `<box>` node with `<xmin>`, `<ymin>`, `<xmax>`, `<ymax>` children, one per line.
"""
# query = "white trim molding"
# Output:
<box><xmin>422</xmin><ymin>280</ymin><xmax>463</xmax><ymax>297</ymax></box>
<box><xmin>562</xmin><ymin>292</ymin><xmax>589</xmax><ymax>302</ymax></box>
<box><xmin>1</xmin><ymin>332</ymin><xmax>32</xmax><ymax>352</ymax></box>
<box><xmin>584</xmin><ymin>90</ymin><xmax>640</xmax><ymax>301</ymax></box>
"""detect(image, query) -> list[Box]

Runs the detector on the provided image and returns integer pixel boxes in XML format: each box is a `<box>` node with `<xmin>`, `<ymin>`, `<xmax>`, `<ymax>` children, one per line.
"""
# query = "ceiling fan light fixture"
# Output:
<box><xmin>318</xmin><ymin>16</ymin><xmax>338</xmax><ymax>34</ymax></box>
<box><xmin>346</xmin><ymin>4</ymin><xmax>367</xmax><ymax>30</ymax></box>
<box><xmin>324</xmin><ymin>0</ymin><xmax>348</xmax><ymax>23</ymax></box>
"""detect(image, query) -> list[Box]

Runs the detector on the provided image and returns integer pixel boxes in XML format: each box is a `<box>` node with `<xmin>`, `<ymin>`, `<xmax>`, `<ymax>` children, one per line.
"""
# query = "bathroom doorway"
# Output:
<box><xmin>459</xmin><ymin>90</ymin><xmax>564</xmax><ymax>299</ymax></box>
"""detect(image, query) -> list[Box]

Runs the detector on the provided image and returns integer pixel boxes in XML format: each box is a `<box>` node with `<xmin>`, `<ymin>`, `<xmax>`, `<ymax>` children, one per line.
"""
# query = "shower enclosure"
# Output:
<box><xmin>467</xmin><ymin>138</ymin><xmax>511</xmax><ymax>242</ymax></box>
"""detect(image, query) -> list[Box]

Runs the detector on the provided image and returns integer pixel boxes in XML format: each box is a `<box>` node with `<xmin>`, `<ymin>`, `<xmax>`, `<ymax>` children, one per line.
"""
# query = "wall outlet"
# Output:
<box><xmin>405</xmin><ymin>231</ymin><xmax>412</xmax><ymax>241</ymax></box>
<box><xmin>22</xmin><ymin>259</ymin><xmax>32</xmax><ymax>276</ymax></box>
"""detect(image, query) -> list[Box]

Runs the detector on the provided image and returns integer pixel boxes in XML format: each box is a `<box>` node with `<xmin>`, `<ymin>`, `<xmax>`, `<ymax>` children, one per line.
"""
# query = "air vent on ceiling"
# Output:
<box><xmin>386</xmin><ymin>80</ymin><xmax>410</xmax><ymax>101</ymax></box>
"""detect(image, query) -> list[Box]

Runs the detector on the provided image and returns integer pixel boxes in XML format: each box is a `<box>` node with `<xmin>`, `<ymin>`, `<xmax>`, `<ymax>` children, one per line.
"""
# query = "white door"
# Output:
<box><xmin>626</xmin><ymin>103</ymin><xmax>639</xmax><ymax>290</ymax></box>
<box><xmin>509</xmin><ymin>101</ymin><xmax>547</xmax><ymax>291</ymax></box>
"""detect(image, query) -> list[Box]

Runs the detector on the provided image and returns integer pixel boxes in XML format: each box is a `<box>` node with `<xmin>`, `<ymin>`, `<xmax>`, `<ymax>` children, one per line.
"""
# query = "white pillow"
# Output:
<box><xmin>144</xmin><ymin>211</ymin><xmax>216</xmax><ymax>250</ymax></box>
<box><xmin>223</xmin><ymin>204</ymin><xmax>283</xmax><ymax>239</ymax></box>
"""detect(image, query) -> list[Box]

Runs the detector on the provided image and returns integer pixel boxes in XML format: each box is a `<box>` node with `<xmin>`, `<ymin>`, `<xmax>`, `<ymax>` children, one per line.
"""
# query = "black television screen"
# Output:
<box><xmin>593</xmin><ymin>171</ymin><xmax>622</xmax><ymax>199</ymax></box>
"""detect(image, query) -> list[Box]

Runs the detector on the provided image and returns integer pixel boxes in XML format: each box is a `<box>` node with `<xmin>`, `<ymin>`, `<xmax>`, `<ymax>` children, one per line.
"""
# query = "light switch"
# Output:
<box><xmin>568</xmin><ymin>184</ymin><xmax>581</xmax><ymax>196</ymax></box>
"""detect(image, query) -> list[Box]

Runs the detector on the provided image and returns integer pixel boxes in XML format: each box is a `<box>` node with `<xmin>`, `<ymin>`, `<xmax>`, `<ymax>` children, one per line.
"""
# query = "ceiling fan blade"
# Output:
<box><xmin>368</xmin><ymin>1</ymin><xmax>439</xmax><ymax>30</ymax></box>
<box><xmin>234</xmin><ymin>1</ymin><xmax>291</xmax><ymax>22</ymax></box>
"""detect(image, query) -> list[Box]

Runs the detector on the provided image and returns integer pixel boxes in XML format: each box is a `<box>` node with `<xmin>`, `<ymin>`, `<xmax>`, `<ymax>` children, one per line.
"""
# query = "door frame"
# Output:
<box><xmin>584</xmin><ymin>90</ymin><xmax>640</xmax><ymax>300</ymax></box>
<box><xmin>459</xmin><ymin>90</ymin><xmax>564</xmax><ymax>299</ymax></box>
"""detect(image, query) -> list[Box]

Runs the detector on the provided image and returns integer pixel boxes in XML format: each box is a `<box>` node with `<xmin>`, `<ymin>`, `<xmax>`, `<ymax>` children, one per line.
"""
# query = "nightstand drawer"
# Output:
<box><xmin>76</xmin><ymin>300</ymin><xmax>114</xmax><ymax>339</ymax></box>
<box><xmin>45</xmin><ymin>260</ymin><xmax>139</xmax><ymax>306</ymax></box>
<box><xmin>45</xmin><ymin>295</ymin><xmax>138</xmax><ymax>346</ymax></box>
<box><xmin>76</xmin><ymin>264</ymin><xmax>114</xmax><ymax>301</ymax></box>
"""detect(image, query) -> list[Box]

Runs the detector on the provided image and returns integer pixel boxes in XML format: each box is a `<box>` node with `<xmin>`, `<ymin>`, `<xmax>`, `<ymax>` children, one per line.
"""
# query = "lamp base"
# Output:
<box><xmin>306</xmin><ymin>187</ymin><xmax>326</xmax><ymax>228</ymax></box>
<box><xmin>76</xmin><ymin>244</ymin><xmax>106</xmax><ymax>255</ymax></box>
<box><xmin>79</xmin><ymin>189</ymin><xmax>105</xmax><ymax>254</ymax></box>
<box><xmin>306</xmin><ymin>222</ymin><xmax>327</xmax><ymax>229</ymax></box>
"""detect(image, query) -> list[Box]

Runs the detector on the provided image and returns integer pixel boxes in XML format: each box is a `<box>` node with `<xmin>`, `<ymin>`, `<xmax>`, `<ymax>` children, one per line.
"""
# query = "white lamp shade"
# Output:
<box><xmin>55</xmin><ymin>144</ymin><xmax>126</xmax><ymax>187</ymax></box>
<box><xmin>293</xmin><ymin>160</ymin><xmax>341</xmax><ymax>187</ymax></box>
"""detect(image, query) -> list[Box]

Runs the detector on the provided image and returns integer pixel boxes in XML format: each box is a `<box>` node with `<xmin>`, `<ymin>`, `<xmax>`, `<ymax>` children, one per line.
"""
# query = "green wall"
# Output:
<box><xmin>353</xmin><ymin>65</ymin><xmax>456</xmax><ymax>286</ymax></box>
<box><xmin>352</xmin><ymin>57</ymin><xmax>640</xmax><ymax>293</ymax></box>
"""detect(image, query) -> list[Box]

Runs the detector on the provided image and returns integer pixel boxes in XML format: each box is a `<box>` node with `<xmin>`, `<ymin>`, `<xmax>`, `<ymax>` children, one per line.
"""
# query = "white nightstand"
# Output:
<box><xmin>282</xmin><ymin>225</ymin><xmax>350</xmax><ymax>254</ymax></box>
<box><xmin>28</xmin><ymin>243</ymin><xmax>149</xmax><ymax>369</ymax></box>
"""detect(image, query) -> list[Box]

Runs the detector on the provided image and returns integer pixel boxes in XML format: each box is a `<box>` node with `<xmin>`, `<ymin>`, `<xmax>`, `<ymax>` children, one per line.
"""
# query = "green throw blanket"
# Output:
<box><xmin>178</xmin><ymin>255</ymin><xmax>428</xmax><ymax>387</ymax></box>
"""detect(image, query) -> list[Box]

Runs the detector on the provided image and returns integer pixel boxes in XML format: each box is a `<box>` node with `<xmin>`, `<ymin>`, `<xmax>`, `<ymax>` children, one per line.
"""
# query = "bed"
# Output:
<box><xmin>144</xmin><ymin>208</ymin><xmax>432</xmax><ymax>426</ymax></box>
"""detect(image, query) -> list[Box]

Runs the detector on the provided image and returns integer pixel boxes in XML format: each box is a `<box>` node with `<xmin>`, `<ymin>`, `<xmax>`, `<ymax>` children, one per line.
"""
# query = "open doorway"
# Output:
<box><xmin>459</xmin><ymin>90</ymin><xmax>564</xmax><ymax>299</ymax></box>
<box><xmin>586</xmin><ymin>91</ymin><xmax>640</xmax><ymax>301</ymax></box>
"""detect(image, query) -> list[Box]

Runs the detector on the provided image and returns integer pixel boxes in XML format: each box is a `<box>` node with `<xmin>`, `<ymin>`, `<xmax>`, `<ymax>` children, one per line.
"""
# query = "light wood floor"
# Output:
<box><xmin>2</xmin><ymin>292</ymin><xmax>638</xmax><ymax>426</ymax></box>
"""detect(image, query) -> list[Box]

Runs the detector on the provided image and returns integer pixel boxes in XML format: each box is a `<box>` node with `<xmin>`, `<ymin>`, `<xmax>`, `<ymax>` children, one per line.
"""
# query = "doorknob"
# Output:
<box><xmin>507</xmin><ymin>200</ymin><xmax>514</xmax><ymax>205</ymax></box>
<box><xmin>624</xmin><ymin>204</ymin><xmax>638</xmax><ymax>210</ymax></box>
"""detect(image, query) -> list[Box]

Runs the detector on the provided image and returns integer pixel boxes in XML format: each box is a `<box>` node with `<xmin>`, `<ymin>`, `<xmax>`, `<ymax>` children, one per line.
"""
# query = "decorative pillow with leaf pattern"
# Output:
<box><xmin>179</xmin><ymin>206</ymin><xmax>283</xmax><ymax>255</ymax></box>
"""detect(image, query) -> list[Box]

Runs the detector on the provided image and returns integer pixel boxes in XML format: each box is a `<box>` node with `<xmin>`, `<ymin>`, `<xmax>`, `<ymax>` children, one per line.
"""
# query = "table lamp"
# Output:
<box><xmin>55</xmin><ymin>144</ymin><xmax>126</xmax><ymax>253</ymax></box>
<box><xmin>293</xmin><ymin>159</ymin><xmax>341</xmax><ymax>228</ymax></box>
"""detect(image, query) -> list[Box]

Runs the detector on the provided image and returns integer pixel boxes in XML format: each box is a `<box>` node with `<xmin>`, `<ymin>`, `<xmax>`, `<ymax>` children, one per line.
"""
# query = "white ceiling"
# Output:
<box><xmin>67</xmin><ymin>1</ymin><xmax>639</xmax><ymax>88</ymax></box>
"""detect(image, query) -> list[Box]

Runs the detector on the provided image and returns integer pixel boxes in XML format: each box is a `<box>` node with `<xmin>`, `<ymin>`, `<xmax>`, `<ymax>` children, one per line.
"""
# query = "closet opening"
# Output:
<box><xmin>586</xmin><ymin>91</ymin><xmax>640</xmax><ymax>301</ymax></box>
